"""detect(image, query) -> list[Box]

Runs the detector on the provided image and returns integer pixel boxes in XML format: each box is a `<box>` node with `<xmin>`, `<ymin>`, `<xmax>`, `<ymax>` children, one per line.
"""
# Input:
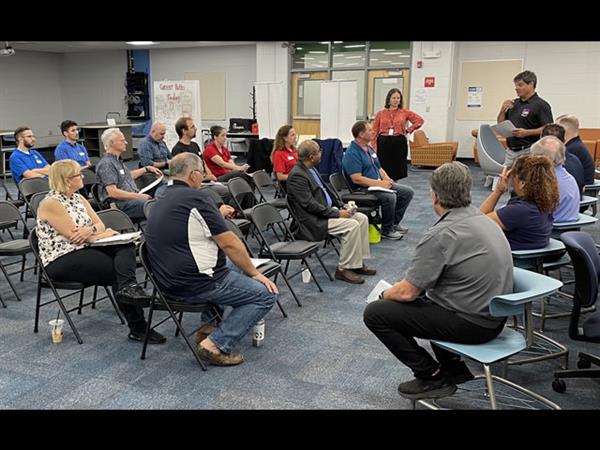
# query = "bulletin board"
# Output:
<box><xmin>456</xmin><ymin>59</ymin><xmax>523</xmax><ymax>120</ymax></box>
<box><xmin>184</xmin><ymin>72</ymin><xmax>226</xmax><ymax>121</ymax></box>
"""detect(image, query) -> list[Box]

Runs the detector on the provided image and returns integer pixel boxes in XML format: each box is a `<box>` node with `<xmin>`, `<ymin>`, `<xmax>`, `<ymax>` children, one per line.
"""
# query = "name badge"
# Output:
<box><xmin>388</xmin><ymin>128</ymin><xmax>394</xmax><ymax>135</ymax></box>
<box><xmin>79</xmin><ymin>152</ymin><xmax>85</xmax><ymax>156</ymax></box>
<box><xmin>288</xmin><ymin>156</ymin><xmax>295</xmax><ymax>160</ymax></box>
<box><xmin>119</xmin><ymin>169</ymin><xmax>125</xmax><ymax>175</ymax></box>
<box><xmin>35</xmin><ymin>159</ymin><xmax>42</xmax><ymax>164</ymax></box>
<box><xmin>371</xmin><ymin>153</ymin><xmax>378</xmax><ymax>158</ymax></box>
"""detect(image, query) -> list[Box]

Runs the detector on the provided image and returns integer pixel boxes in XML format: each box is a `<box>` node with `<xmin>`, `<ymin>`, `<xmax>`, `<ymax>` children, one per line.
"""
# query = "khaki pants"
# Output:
<box><xmin>504</xmin><ymin>147</ymin><xmax>530</xmax><ymax>168</ymax></box>
<box><xmin>327</xmin><ymin>212</ymin><xmax>371</xmax><ymax>270</ymax></box>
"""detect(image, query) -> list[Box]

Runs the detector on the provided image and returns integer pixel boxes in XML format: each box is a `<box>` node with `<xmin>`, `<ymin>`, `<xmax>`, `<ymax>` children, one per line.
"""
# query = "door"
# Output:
<box><xmin>367</xmin><ymin>69</ymin><xmax>410</xmax><ymax>120</ymax></box>
<box><xmin>291</xmin><ymin>71</ymin><xmax>328</xmax><ymax>138</ymax></box>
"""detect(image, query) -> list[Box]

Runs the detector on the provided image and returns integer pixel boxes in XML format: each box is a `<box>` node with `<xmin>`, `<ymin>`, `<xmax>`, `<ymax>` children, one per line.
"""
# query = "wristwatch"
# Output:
<box><xmin>378</xmin><ymin>290</ymin><xmax>387</xmax><ymax>301</ymax></box>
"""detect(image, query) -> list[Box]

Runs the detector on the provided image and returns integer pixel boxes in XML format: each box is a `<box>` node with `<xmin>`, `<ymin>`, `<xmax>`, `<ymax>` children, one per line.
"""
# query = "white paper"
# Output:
<box><xmin>106</xmin><ymin>118</ymin><xmax>116</xmax><ymax>126</ymax></box>
<box><xmin>250</xmin><ymin>258</ymin><xmax>271</xmax><ymax>268</ymax></box>
<box><xmin>90</xmin><ymin>231</ymin><xmax>142</xmax><ymax>247</ymax></box>
<box><xmin>368</xmin><ymin>186</ymin><xmax>395</xmax><ymax>193</ymax></box>
<box><xmin>467</xmin><ymin>86</ymin><xmax>483</xmax><ymax>108</ymax></box>
<box><xmin>490</xmin><ymin>120</ymin><xmax>516</xmax><ymax>138</ymax></box>
<box><xmin>139</xmin><ymin>175</ymin><xmax>164</xmax><ymax>194</ymax></box>
<box><xmin>366</xmin><ymin>280</ymin><xmax>392</xmax><ymax>304</ymax></box>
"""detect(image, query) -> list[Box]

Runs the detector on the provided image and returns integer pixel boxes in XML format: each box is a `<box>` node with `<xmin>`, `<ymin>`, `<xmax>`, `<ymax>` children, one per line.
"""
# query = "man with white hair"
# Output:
<box><xmin>138</xmin><ymin>121</ymin><xmax>171</xmax><ymax>172</ymax></box>
<box><xmin>530</xmin><ymin>135</ymin><xmax>579</xmax><ymax>223</ymax></box>
<box><xmin>95</xmin><ymin>128</ymin><xmax>163</xmax><ymax>220</ymax></box>
<box><xmin>556</xmin><ymin>114</ymin><xmax>595</xmax><ymax>186</ymax></box>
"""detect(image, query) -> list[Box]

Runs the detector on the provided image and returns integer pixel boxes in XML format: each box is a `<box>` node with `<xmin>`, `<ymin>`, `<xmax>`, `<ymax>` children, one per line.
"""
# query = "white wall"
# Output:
<box><xmin>0</xmin><ymin>51</ymin><xmax>64</xmax><ymax>147</ymax></box>
<box><xmin>452</xmin><ymin>42</ymin><xmax>600</xmax><ymax>158</ymax></box>
<box><xmin>150</xmin><ymin>44</ymin><xmax>257</xmax><ymax>130</ymax></box>
<box><xmin>60</xmin><ymin>51</ymin><xmax>128</xmax><ymax>125</ymax></box>
<box><xmin>408</xmin><ymin>42</ymin><xmax>456</xmax><ymax>145</ymax></box>
<box><xmin>256</xmin><ymin>42</ymin><xmax>289</xmax><ymax>122</ymax></box>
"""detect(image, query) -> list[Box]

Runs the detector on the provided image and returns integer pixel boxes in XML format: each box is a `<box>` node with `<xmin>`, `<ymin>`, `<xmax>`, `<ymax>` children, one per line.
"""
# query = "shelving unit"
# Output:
<box><xmin>0</xmin><ymin>130</ymin><xmax>17</xmax><ymax>180</ymax></box>
<box><xmin>126</xmin><ymin>72</ymin><xmax>149</xmax><ymax>120</ymax></box>
<box><xmin>79</xmin><ymin>123</ymin><xmax>134</xmax><ymax>160</ymax></box>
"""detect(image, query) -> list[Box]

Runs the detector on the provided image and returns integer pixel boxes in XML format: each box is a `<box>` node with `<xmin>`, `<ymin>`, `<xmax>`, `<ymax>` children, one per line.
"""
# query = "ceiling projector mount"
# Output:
<box><xmin>1</xmin><ymin>42</ymin><xmax>15</xmax><ymax>56</ymax></box>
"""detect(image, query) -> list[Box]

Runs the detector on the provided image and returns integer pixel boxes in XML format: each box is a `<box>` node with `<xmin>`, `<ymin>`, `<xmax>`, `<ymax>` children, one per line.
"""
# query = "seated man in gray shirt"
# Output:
<box><xmin>95</xmin><ymin>128</ymin><xmax>163</xmax><ymax>221</ymax></box>
<box><xmin>364</xmin><ymin>161</ymin><xmax>514</xmax><ymax>400</ymax></box>
<box><xmin>137</xmin><ymin>122</ymin><xmax>171</xmax><ymax>174</ymax></box>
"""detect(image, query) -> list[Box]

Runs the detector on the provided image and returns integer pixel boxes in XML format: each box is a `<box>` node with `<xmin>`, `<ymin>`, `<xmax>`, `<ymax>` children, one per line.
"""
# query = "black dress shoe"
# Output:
<box><xmin>116</xmin><ymin>286</ymin><xmax>155</xmax><ymax>307</ymax></box>
<box><xmin>128</xmin><ymin>327</ymin><xmax>167</xmax><ymax>344</ymax></box>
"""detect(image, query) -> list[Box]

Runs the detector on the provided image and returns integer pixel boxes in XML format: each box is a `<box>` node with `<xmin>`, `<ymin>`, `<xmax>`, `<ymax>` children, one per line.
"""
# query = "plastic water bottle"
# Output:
<box><xmin>252</xmin><ymin>319</ymin><xmax>265</xmax><ymax>347</ymax></box>
<box><xmin>302</xmin><ymin>269</ymin><xmax>311</xmax><ymax>283</ymax></box>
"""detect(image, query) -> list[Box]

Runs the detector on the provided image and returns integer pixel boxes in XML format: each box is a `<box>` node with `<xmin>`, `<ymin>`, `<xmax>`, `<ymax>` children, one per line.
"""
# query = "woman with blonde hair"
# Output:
<box><xmin>270</xmin><ymin>125</ymin><xmax>298</xmax><ymax>192</ymax></box>
<box><xmin>36</xmin><ymin>159</ymin><xmax>166</xmax><ymax>344</ymax></box>
<box><xmin>480</xmin><ymin>154</ymin><xmax>559</xmax><ymax>250</ymax></box>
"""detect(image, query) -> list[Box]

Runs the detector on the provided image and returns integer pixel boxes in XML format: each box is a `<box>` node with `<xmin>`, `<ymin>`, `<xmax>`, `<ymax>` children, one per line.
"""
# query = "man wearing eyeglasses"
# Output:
<box><xmin>9</xmin><ymin>126</ymin><xmax>50</xmax><ymax>185</ymax></box>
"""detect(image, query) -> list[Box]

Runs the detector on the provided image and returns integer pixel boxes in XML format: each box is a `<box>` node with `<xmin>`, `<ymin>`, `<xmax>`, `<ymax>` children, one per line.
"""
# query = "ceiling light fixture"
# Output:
<box><xmin>126</xmin><ymin>41</ymin><xmax>158</xmax><ymax>46</ymax></box>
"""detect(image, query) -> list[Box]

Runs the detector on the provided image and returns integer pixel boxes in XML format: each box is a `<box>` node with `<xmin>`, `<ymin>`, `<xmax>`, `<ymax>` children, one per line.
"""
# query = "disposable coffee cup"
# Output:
<box><xmin>302</xmin><ymin>269</ymin><xmax>311</xmax><ymax>283</ymax></box>
<box><xmin>49</xmin><ymin>319</ymin><xmax>64</xmax><ymax>344</ymax></box>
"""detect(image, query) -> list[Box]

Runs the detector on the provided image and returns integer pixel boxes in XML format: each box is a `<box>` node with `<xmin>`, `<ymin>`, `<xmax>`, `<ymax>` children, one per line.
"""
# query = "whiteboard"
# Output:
<box><xmin>153</xmin><ymin>80</ymin><xmax>201</xmax><ymax>150</ymax></box>
<box><xmin>255</xmin><ymin>81</ymin><xmax>286</xmax><ymax>139</ymax></box>
<box><xmin>456</xmin><ymin>59</ymin><xmax>523</xmax><ymax>121</ymax></box>
<box><xmin>320</xmin><ymin>80</ymin><xmax>357</xmax><ymax>145</ymax></box>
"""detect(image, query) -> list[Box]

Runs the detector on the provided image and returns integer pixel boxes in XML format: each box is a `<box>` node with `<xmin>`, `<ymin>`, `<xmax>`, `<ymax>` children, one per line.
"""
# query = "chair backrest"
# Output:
<box><xmin>560</xmin><ymin>231</ymin><xmax>600</xmax><ymax>339</ymax></box>
<box><xmin>224</xmin><ymin>218</ymin><xmax>254</xmax><ymax>257</ymax></box>
<box><xmin>489</xmin><ymin>267</ymin><xmax>563</xmax><ymax>319</ymax></box>
<box><xmin>411</xmin><ymin>130</ymin><xmax>429</xmax><ymax>147</ymax></box>
<box><xmin>201</xmin><ymin>186</ymin><xmax>225</xmax><ymax>207</ymax></box>
<box><xmin>81</xmin><ymin>169</ymin><xmax>97</xmax><ymax>187</ymax></box>
<box><xmin>329</xmin><ymin>172</ymin><xmax>349</xmax><ymax>194</ymax></box>
<box><xmin>252</xmin><ymin>170</ymin><xmax>274</xmax><ymax>188</ymax></box>
<box><xmin>97</xmin><ymin>208</ymin><xmax>136</xmax><ymax>232</ymax></box>
<box><xmin>143</xmin><ymin>199</ymin><xmax>156</xmax><ymax>220</ymax></box>
<box><xmin>228</xmin><ymin>176</ymin><xmax>257</xmax><ymax>209</ymax></box>
<box><xmin>250</xmin><ymin>203</ymin><xmax>285</xmax><ymax>232</ymax></box>
<box><xmin>478</xmin><ymin>125</ymin><xmax>506</xmax><ymax>175</ymax></box>
<box><xmin>90</xmin><ymin>183</ymin><xmax>108</xmax><ymax>209</ymax></box>
<box><xmin>29</xmin><ymin>191</ymin><xmax>49</xmax><ymax>218</ymax></box>
<box><xmin>0</xmin><ymin>201</ymin><xmax>27</xmax><ymax>226</ymax></box>
<box><xmin>18</xmin><ymin>178</ymin><xmax>50</xmax><ymax>199</ymax></box>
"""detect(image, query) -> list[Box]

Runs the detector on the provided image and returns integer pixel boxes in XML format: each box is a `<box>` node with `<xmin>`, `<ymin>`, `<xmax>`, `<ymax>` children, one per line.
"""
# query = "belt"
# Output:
<box><xmin>509</xmin><ymin>145</ymin><xmax>530</xmax><ymax>151</ymax></box>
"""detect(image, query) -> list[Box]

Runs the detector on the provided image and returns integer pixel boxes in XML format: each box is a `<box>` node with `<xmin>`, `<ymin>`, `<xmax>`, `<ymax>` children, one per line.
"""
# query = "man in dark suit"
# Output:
<box><xmin>287</xmin><ymin>140</ymin><xmax>375</xmax><ymax>284</ymax></box>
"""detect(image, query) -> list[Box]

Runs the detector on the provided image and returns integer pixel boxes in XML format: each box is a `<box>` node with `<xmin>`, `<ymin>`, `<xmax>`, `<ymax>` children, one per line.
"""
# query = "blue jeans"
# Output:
<box><xmin>179</xmin><ymin>263</ymin><xmax>277</xmax><ymax>354</ymax></box>
<box><xmin>369</xmin><ymin>182</ymin><xmax>414</xmax><ymax>231</ymax></box>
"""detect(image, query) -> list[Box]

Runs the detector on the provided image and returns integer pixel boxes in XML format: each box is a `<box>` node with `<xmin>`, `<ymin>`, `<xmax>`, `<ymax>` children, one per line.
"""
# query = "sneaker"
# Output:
<box><xmin>394</xmin><ymin>224</ymin><xmax>409</xmax><ymax>234</ymax></box>
<box><xmin>194</xmin><ymin>322</ymin><xmax>218</xmax><ymax>346</ymax></box>
<box><xmin>116</xmin><ymin>286</ymin><xmax>155</xmax><ymax>307</ymax></box>
<box><xmin>397</xmin><ymin>376</ymin><xmax>457</xmax><ymax>400</ymax></box>
<box><xmin>381</xmin><ymin>229</ymin><xmax>404</xmax><ymax>240</ymax></box>
<box><xmin>196</xmin><ymin>346</ymin><xmax>245</xmax><ymax>366</ymax></box>
<box><xmin>442</xmin><ymin>360</ymin><xmax>475</xmax><ymax>385</ymax></box>
<box><xmin>335</xmin><ymin>268</ymin><xmax>365</xmax><ymax>284</ymax></box>
<box><xmin>128</xmin><ymin>327</ymin><xmax>167</xmax><ymax>344</ymax></box>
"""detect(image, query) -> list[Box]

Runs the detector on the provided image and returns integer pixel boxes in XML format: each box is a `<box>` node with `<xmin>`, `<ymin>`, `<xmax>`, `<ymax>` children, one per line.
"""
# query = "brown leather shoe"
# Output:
<box><xmin>351</xmin><ymin>265</ymin><xmax>377</xmax><ymax>276</ymax></box>
<box><xmin>335</xmin><ymin>268</ymin><xmax>365</xmax><ymax>284</ymax></box>
<box><xmin>196</xmin><ymin>346</ymin><xmax>245</xmax><ymax>366</ymax></box>
<box><xmin>194</xmin><ymin>322</ymin><xmax>218</xmax><ymax>346</ymax></box>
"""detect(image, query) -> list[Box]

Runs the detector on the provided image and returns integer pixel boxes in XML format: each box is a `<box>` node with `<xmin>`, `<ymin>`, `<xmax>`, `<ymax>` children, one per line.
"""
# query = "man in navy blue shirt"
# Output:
<box><xmin>342</xmin><ymin>120</ymin><xmax>414</xmax><ymax>240</ymax></box>
<box><xmin>541</xmin><ymin>123</ymin><xmax>585</xmax><ymax>194</ymax></box>
<box><xmin>54</xmin><ymin>120</ymin><xmax>92</xmax><ymax>169</ymax></box>
<box><xmin>557</xmin><ymin>114</ymin><xmax>596</xmax><ymax>186</ymax></box>
<box><xmin>145</xmin><ymin>152</ymin><xmax>278</xmax><ymax>366</ymax></box>
<box><xmin>9</xmin><ymin>126</ymin><xmax>50</xmax><ymax>185</ymax></box>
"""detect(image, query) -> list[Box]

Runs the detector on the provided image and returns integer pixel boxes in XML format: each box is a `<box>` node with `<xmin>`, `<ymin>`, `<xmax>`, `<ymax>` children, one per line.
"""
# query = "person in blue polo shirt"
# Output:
<box><xmin>9</xmin><ymin>126</ymin><xmax>50</xmax><ymax>185</ymax></box>
<box><xmin>54</xmin><ymin>120</ymin><xmax>92</xmax><ymax>169</ymax></box>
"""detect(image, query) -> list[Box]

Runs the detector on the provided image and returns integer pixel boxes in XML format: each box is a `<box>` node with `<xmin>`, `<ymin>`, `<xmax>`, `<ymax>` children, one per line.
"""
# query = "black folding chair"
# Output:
<box><xmin>329</xmin><ymin>172</ymin><xmax>381</xmax><ymax>223</ymax></box>
<box><xmin>227</xmin><ymin>176</ymin><xmax>259</xmax><ymax>220</ymax></box>
<box><xmin>28</xmin><ymin>191</ymin><xmax>49</xmax><ymax>218</ymax></box>
<box><xmin>18</xmin><ymin>178</ymin><xmax>50</xmax><ymax>236</ymax></box>
<box><xmin>0</xmin><ymin>201</ymin><xmax>34</xmax><ymax>306</ymax></box>
<box><xmin>250</xmin><ymin>203</ymin><xmax>333</xmax><ymax>293</ymax></box>
<box><xmin>203</xmin><ymin>185</ymin><xmax>251</xmax><ymax>235</ymax></box>
<box><xmin>138</xmin><ymin>241</ymin><xmax>222</xmax><ymax>370</ymax></box>
<box><xmin>225</xmin><ymin>218</ymin><xmax>298</xmax><ymax>311</ymax></box>
<box><xmin>29</xmin><ymin>228</ymin><xmax>125</xmax><ymax>344</ymax></box>
<box><xmin>91</xmin><ymin>183</ymin><xmax>110</xmax><ymax>210</ymax></box>
<box><xmin>251</xmin><ymin>170</ymin><xmax>287</xmax><ymax>210</ymax></box>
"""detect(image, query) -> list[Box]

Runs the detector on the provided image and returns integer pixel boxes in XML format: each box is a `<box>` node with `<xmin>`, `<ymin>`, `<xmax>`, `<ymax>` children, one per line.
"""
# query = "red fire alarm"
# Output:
<box><xmin>417</xmin><ymin>60</ymin><xmax>423</xmax><ymax>68</ymax></box>
<box><xmin>424</xmin><ymin>77</ymin><xmax>435</xmax><ymax>88</ymax></box>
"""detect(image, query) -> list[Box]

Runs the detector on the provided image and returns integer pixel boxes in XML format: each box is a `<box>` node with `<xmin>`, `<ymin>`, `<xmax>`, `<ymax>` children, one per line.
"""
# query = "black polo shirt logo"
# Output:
<box><xmin>521</xmin><ymin>108</ymin><xmax>530</xmax><ymax>117</ymax></box>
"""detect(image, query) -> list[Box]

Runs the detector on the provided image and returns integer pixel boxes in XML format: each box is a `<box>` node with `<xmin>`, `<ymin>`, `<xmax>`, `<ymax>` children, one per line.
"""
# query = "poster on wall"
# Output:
<box><xmin>153</xmin><ymin>80</ymin><xmax>201</xmax><ymax>150</ymax></box>
<box><xmin>467</xmin><ymin>86</ymin><xmax>483</xmax><ymax>108</ymax></box>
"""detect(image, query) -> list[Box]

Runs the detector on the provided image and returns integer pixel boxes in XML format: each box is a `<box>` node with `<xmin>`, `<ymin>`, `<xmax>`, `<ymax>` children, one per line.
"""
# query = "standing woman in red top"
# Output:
<box><xmin>270</xmin><ymin>125</ymin><xmax>298</xmax><ymax>193</ymax></box>
<box><xmin>371</xmin><ymin>88</ymin><xmax>424</xmax><ymax>180</ymax></box>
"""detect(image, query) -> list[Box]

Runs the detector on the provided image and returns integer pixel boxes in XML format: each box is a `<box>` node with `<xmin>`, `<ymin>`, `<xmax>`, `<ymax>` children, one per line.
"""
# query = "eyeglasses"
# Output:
<box><xmin>69</xmin><ymin>173</ymin><xmax>84</xmax><ymax>179</ymax></box>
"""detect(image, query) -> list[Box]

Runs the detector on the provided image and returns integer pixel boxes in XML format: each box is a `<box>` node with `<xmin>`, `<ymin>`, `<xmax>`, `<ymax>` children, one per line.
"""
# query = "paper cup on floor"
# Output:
<box><xmin>49</xmin><ymin>319</ymin><xmax>64</xmax><ymax>344</ymax></box>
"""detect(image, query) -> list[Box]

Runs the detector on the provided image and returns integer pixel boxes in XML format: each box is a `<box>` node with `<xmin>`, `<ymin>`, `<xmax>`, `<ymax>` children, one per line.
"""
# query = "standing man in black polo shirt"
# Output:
<box><xmin>497</xmin><ymin>70</ymin><xmax>553</xmax><ymax>167</ymax></box>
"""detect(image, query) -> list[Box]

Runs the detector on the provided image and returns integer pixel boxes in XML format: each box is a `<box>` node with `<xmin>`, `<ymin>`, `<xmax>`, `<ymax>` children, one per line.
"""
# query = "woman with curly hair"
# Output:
<box><xmin>480</xmin><ymin>154</ymin><xmax>559</xmax><ymax>250</ymax></box>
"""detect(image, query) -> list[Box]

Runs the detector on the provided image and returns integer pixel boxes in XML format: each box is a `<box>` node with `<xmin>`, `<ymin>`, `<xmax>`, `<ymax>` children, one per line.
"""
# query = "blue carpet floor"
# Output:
<box><xmin>1</xmin><ymin>160</ymin><xmax>599</xmax><ymax>409</ymax></box>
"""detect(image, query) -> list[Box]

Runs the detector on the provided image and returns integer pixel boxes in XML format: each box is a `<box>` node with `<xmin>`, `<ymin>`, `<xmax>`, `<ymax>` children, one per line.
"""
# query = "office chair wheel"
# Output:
<box><xmin>577</xmin><ymin>357</ymin><xmax>592</xmax><ymax>369</ymax></box>
<box><xmin>552</xmin><ymin>378</ymin><xmax>566</xmax><ymax>393</ymax></box>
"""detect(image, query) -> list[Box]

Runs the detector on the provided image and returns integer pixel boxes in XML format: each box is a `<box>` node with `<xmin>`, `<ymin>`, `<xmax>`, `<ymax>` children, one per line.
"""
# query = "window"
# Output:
<box><xmin>297</xmin><ymin>79</ymin><xmax>323</xmax><ymax>117</ymax></box>
<box><xmin>292</xmin><ymin>42</ymin><xmax>329</xmax><ymax>70</ymax></box>
<box><xmin>332</xmin><ymin>42</ymin><xmax>366</xmax><ymax>68</ymax></box>
<box><xmin>369</xmin><ymin>41</ymin><xmax>411</xmax><ymax>68</ymax></box>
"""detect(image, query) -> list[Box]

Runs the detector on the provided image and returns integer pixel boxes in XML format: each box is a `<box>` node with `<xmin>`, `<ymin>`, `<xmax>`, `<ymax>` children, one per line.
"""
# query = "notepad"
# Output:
<box><xmin>250</xmin><ymin>258</ymin><xmax>271</xmax><ymax>268</ymax></box>
<box><xmin>368</xmin><ymin>186</ymin><xmax>394</xmax><ymax>193</ymax></box>
<box><xmin>90</xmin><ymin>231</ymin><xmax>142</xmax><ymax>247</ymax></box>
<box><xmin>490</xmin><ymin>120</ymin><xmax>516</xmax><ymax>138</ymax></box>
<box><xmin>366</xmin><ymin>279</ymin><xmax>392</xmax><ymax>304</ymax></box>
<box><xmin>139</xmin><ymin>175</ymin><xmax>164</xmax><ymax>194</ymax></box>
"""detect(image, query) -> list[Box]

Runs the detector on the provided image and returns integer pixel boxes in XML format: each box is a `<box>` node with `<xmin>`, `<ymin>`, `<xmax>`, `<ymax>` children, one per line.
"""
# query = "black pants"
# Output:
<box><xmin>377</xmin><ymin>134</ymin><xmax>408</xmax><ymax>181</ymax></box>
<box><xmin>45</xmin><ymin>244</ymin><xmax>144</xmax><ymax>328</ymax></box>
<box><xmin>364</xmin><ymin>296</ymin><xmax>504</xmax><ymax>378</ymax></box>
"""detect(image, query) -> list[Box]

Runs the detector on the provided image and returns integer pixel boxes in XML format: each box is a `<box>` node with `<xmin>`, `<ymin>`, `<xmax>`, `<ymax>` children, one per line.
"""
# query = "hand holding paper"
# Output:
<box><xmin>490</xmin><ymin>120</ymin><xmax>516</xmax><ymax>138</ymax></box>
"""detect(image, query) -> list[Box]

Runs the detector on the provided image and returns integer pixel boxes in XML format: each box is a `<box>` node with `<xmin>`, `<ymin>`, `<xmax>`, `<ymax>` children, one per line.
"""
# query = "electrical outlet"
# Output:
<box><xmin>426</xmin><ymin>106</ymin><xmax>431</xmax><ymax>113</ymax></box>
<box><xmin>48</xmin><ymin>130</ymin><xmax>53</xmax><ymax>136</ymax></box>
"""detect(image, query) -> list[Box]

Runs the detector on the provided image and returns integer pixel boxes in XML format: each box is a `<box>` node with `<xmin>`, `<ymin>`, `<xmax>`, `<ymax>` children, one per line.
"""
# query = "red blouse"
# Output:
<box><xmin>202</xmin><ymin>142</ymin><xmax>232</xmax><ymax>178</ymax></box>
<box><xmin>371</xmin><ymin>108</ymin><xmax>424</xmax><ymax>149</ymax></box>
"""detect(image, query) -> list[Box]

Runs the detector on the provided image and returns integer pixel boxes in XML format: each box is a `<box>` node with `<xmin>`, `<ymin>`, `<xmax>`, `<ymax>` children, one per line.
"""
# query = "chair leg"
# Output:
<box><xmin>105</xmin><ymin>286</ymin><xmax>125</xmax><ymax>324</ymax></box>
<box><xmin>279</xmin><ymin>271</ymin><xmax>302</xmax><ymax>307</ymax></box>
<box><xmin>483</xmin><ymin>364</ymin><xmax>497</xmax><ymax>410</ymax></box>
<box><xmin>34</xmin><ymin>273</ymin><xmax>43</xmax><ymax>333</ymax></box>
<box><xmin>303</xmin><ymin>259</ymin><xmax>323</xmax><ymax>292</ymax></box>
<box><xmin>0</xmin><ymin>293</ymin><xmax>6</xmax><ymax>308</ymax></box>
<box><xmin>175</xmin><ymin>312</ymin><xmax>184</xmax><ymax>337</ymax></box>
<box><xmin>77</xmin><ymin>288</ymin><xmax>85</xmax><ymax>314</ymax></box>
<box><xmin>20</xmin><ymin>254</ymin><xmax>26</xmax><ymax>282</ymax></box>
<box><xmin>48</xmin><ymin>283</ymin><xmax>83</xmax><ymax>344</ymax></box>
<box><xmin>314</xmin><ymin>252</ymin><xmax>334</xmax><ymax>281</ymax></box>
<box><xmin>141</xmin><ymin>302</ymin><xmax>155</xmax><ymax>360</ymax></box>
<box><xmin>0</xmin><ymin>261</ymin><xmax>22</xmax><ymax>302</ymax></box>
<box><xmin>92</xmin><ymin>285</ymin><xmax>98</xmax><ymax>309</ymax></box>
<box><xmin>275</xmin><ymin>299</ymin><xmax>287</xmax><ymax>318</ymax></box>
